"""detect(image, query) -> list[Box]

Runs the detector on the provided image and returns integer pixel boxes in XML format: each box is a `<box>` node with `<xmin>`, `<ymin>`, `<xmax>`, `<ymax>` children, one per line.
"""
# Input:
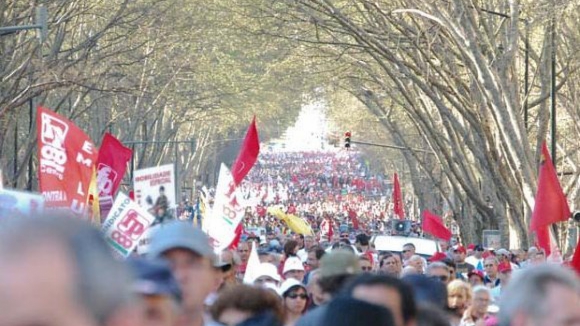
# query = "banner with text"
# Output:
<box><xmin>133</xmin><ymin>164</ymin><xmax>176</xmax><ymax>215</ymax></box>
<box><xmin>37</xmin><ymin>106</ymin><xmax>97</xmax><ymax>217</ymax></box>
<box><xmin>101</xmin><ymin>192</ymin><xmax>156</xmax><ymax>258</ymax></box>
<box><xmin>0</xmin><ymin>188</ymin><xmax>44</xmax><ymax>218</ymax></box>
<box><xmin>206</xmin><ymin>163</ymin><xmax>245</xmax><ymax>251</ymax></box>
<box><xmin>96</xmin><ymin>133</ymin><xmax>132</xmax><ymax>219</ymax></box>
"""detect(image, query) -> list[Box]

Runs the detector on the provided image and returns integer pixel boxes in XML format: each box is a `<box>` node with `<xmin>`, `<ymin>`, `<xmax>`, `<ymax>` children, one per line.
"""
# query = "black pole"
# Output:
<box><xmin>524</xmin><ymin>20</ymin><xmax>530</xmax><ymax>130</ymax></box>
<box><xmin>550</xmin><ymin>17</ymin><xmax>557</xmax><ymax>165</ymax></box>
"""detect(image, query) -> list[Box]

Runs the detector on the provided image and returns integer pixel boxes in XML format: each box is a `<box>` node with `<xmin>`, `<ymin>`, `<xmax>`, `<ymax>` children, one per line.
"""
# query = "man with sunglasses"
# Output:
<box><xmin>401</xmin><ymin>243</ymin><xmax>416</xmax><ymax>265</ymax></box>
<box><xmin>426</xmin><ymin>261</ymin><xmax>450</xmax><ymax>284</ymax></box>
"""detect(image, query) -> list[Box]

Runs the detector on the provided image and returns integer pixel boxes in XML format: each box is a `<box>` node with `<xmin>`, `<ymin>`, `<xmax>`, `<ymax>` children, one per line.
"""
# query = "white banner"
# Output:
<box><xmin>133</xmin><ymin>164</ymin><xmax>176</xmax><ymax>215</ymax></box>
<box><xmin>102</xmin><ymin>192</ymin><xmax>156</xmax><ymax>258</ymax></box>
<box><xmin>206</xmin><ymin>163</ymin><xmax>245</xmax><ymax>251</ymax></box>
<box><xmin>0</xmin><ymin>188</ymin><xmax>44</xmax><ymax>218</ymax></box>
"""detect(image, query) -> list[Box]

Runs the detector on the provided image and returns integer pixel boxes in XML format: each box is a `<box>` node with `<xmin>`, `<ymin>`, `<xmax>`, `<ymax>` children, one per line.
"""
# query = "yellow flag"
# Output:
<box><xmin>267</xmin><ymin>207</ymin><xmax>313</xmax><ymax>235</ymax></box>
<box><xmin>87</xmin><ymin>168</ymin><xmax>101</xmax><ymax>225</ymax></box>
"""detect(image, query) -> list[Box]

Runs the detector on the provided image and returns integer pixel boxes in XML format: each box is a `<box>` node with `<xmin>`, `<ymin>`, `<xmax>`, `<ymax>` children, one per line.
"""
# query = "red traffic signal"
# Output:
<box><xmin>344</xmin><ymin>131</ymin><xmax>351</xmax><ymax>148</ymax></box>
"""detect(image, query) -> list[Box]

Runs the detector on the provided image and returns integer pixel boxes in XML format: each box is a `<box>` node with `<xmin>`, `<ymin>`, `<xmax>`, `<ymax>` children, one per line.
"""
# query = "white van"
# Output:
<box><xmin>370</xmin><ymin>235</ymin><xmax>439</xmax><ymax>257</ymax></box>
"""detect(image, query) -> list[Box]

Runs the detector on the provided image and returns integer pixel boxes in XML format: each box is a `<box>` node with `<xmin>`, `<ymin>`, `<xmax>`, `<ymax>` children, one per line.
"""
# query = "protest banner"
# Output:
<box><xmin>101</xmin><ymin>192</ymin><xmax>156</xmax><ymax>258</ymax></box>
<box><xmin>0</xmin><ymin>188</ymin><xmax>45</xmax><ymax>218</ymax></box>
<box><xmin>133</xmin><ymin>164</ymin><xmax>176</xmax><ymax>216</ymax></box>
<box><xmin>37</xmin><ymin>106</ymin><xmax>97</xmax><ymax>217</ymax></box>
<box><xmin>205</xmin><ymin>163</ymin><xmax>245</xmax><ymax>251</ymax></box>
<box><xmin>135</xmin><ymin>223</ymin><xmax>162</xmax><ymax>255</ymax></box>
<box><xmin>96</xmin><ymin>133</ymin><xmax>132</xmax><ymax>219</ymax></box>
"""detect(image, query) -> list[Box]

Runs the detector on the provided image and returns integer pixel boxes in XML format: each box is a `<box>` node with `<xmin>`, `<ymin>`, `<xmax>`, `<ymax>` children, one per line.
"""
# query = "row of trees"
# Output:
<box><xmin>1</xmin><ymin>0</ymin><xmax>314</xmax><ymax>194</ymax></box>
<box><xmin>229</xmin><ymin>0</ymin><xmax>580</xmax><ymax>248</ymax></box>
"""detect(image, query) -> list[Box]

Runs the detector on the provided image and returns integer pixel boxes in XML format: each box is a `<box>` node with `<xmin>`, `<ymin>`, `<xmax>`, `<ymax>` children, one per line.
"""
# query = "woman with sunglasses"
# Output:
<box><xmin>278</xmin><ymin>279</ymin><xmax>309</xmax><ymax>326</ymax></box>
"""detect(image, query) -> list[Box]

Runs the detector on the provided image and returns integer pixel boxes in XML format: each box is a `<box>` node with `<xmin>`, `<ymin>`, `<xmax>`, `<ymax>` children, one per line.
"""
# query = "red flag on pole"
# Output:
<box><xmin>96</xmin><ymin>133</ymin><xmax>132</xmax><ymax>218</ymax></box>
<box><xmin>530</xmin><ymin>142</ymin><xmax>571</xmax><ymax>231</ymax></box>
<box><xmin>37</xmin><ymin>106</ymin><xmax>97</xmax><ymax>217</ymax></box>
<box><xmin>231</xmin><ymin>117</ymin><xmax>260</xmax><ymax>187</ymax></box>
<box><xmin>422</xmin><ymin>210</ymin><xmax>452</xmax><ymax>241</ymax></box>
<box><xmin>570</xmin><ymin>238</ymin><xmax>580</xmax><ymax>275</ymax></box>
<box><xmin>393</xmin><ymin>173</ymin><xmax>405</xmax><ymax>219</ymax></box>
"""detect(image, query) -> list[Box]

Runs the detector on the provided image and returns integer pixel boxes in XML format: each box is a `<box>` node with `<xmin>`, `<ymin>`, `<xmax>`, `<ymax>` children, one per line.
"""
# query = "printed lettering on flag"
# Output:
<box><xmin>206</xmin><ymin>164</ymin><xmax>245</xmax><ymax>252</ymax></box>
<box><xmin>96</xmin><ymin>133</ymin><xmax>132</xmax><ymax>218</ymax></box>
<box><xmin>101</xmin><ymin>192</ymin><xmax>156</xmax><ymax>258</ymax></box>
<box><xmin>37</xmin><ymin>106</ymin><xmax>97</xmax><ymax>217</ymax></box>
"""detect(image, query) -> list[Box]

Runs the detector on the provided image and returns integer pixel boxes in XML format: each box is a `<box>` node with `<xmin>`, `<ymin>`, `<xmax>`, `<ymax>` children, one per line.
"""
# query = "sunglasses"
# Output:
<box><xmin>361</xmin><ymin>266</ymin><xmax>373</xmax><ymax>271</ymax></box>
<box><xmin>287</xmin><ymin>293</ymin><xmax>308</xmax><ymax>300</ymax></box>
<box><xmin>485</xmin><ymin>264</ymin><xmax>495</xmax><ymax>267</ymax></box>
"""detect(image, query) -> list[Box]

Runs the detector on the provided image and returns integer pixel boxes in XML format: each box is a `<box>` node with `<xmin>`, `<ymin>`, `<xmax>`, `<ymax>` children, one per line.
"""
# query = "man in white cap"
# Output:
<box><xmin>283</xmin><ymin>256</ymin><xmax>306</xmax><ymax>283</ymax></box>
<box><xmin>148</xmin><ymin>221</ymin><xmax>219</xmax><ymax>326</ymax></box>
<box><xmin>253</xmin><ymin>263</ymin><xmax>282</xmax><ymax>287</ymax></box>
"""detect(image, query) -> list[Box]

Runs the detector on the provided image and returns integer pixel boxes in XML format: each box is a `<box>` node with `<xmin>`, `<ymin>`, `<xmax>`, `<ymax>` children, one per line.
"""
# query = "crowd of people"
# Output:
<box><xmin>1</xmin><ymin>217</ymin><xmax>578</xmax><ymax>326</ymax></box>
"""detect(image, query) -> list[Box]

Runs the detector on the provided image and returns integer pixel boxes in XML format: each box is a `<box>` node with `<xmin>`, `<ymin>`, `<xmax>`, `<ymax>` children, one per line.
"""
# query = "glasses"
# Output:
<box><xmin>287</xmin><ymin>293</ymin><xmax>308</xmax><ymax>300</ymax></box>
<box><xmin>485</xmin><ymin>264</ymin><xmax>495</xmax><ymax>268</ymax></box>
<box><xmin>361</xmin><ymin>266</ymin><xmax>373</xmax><ymax>271</ymax></box>
<box><xmin>402</xmin><ymin>250</ymin><xmax>411</xmax><ymax>253</ymax></box>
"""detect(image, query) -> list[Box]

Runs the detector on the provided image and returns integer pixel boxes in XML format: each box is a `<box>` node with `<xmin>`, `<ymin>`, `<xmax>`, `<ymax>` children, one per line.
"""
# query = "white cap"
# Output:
<box><xmin>277</xmin><ymin>278</ymin><xmax>306</xmax><ymax>297</ymax></box>
<box><xmin>253</xmin><ymin>263</ymin><xmax>281</xmax><ymax>283</ymax></box>
<box><xmin>283</xmin><ymin>257</ymin><xmax>305</xmax><ymax>274</ymax></box>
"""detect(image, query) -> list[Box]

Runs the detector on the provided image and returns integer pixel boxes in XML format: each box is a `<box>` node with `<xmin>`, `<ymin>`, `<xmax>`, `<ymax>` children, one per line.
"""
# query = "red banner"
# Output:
<box><xmin>37</xmin><ymin>106</ymin><xmax>97</xmax><ymax>217</ymax></box>
<box><xmin>96</xmin><ymin>133</ymin><xmax>132</xmax><ymax>218</ymax></box>
<box><xmin>231</xmin><ymin>116</ymin><xmax>260</xmax><ymax>187</ymax></box>
<box><xmin>393</xmin><ymin>172</ymin><xmax>405</xmax><ymax>219</ymax></box>
<box><xmin>422</xmin><ymin>210</ymin><xmax>452</xmax><ymax>241</ymax></box>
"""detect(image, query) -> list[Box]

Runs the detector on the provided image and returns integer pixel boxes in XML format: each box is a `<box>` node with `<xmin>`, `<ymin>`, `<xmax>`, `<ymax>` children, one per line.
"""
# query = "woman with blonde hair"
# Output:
<box><xmin>447</xmin><ymin>279</ymin><xmax>472</xmax><ymax>325</ymax></box>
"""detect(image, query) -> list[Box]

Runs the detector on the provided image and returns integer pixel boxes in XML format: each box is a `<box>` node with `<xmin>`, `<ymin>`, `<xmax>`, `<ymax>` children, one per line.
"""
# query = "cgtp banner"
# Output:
<box><xmin>205</xmin><ymin>163</ymin><xmax>245</xmax><ymax>251</ymax></box>
<box><xmin>133</xmin><ymin>164</ymin><xmax>176</xmax><ymax>215</ymax></box>
<box><xmin>101</xmin><ymin>192</ymin><xmax>156</xmax><ymax>258</ymax></box>
<box><xmin>37</xmin><ymin>106</ymin><xmax>97</xmax><ymax>217</ymax></box>
<box><xmin>0</xmin><ymin>188</ymin><xmax>44</xmax><ymax>219</ymax></box>
<box><xmin>96</xmin><ymin>133</ymin><xmax>132</xmax><ymax>218</ymax></box>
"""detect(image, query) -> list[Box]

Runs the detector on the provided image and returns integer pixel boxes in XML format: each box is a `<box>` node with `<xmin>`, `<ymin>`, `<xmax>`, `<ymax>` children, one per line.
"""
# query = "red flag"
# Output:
<box><xmin>228</xmin><ymin>223</ymin><xmax>244</xmax><ymax>250</ymax></box>
<box><xmin>571</xmin><ymin>238</ymin><xmax>580</xmax><ymax>275</ymax></box>
<box><xmin>422</xmin><ymin>210</ymin><xmax>452</xmax><ymax>241</ymax></box>
<box><xmin>393</xmin><ymin>173</ymin><xmax>405</xmax><ymax>219</ymax></box>
<box><xmin>534</xmin><ymin>226</ymin><xmax>552</xmax><ymax>257</ymax></box>
<box><xmin>530</xmin><ymin>142</ymin><xmax>571</xmax><ymax>231</ymax></box>
<box><xmin>231</xmin><ymin>117</ymin><xmax>260</xmax><ymax>186</ymax></box>
<box><xmin>349</xmin><ymin>209</ymin><xmax>360</xmax><ymax>230</ymax></box>
<box><xmin>96</xmin><ymin>133</ymin><xmax>132</xmax><ymax>218</ymax></box>
<box><xmin>37</xmin><ymin>106</ymin><xmax>97</xmax><ymax>217</ymax></box>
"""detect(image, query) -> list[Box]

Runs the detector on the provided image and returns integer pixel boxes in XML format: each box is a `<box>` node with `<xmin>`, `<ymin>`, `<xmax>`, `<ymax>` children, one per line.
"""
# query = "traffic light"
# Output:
<box><xmin>344</xmin><ymin>131</ymin><xmax>351</xmax><ymax>148</ymax></box>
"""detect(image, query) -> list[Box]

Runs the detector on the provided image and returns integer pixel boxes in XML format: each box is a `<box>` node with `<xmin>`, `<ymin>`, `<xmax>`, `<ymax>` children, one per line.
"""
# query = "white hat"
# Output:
<box><xmin>283</xmin><ymin>257</ymin><xmax>305</xmax><ymax>274</ymax></box>
<box><xmin>253</xmin><ymin>263</ymin><xmax>281</xmax><ymax>283</ymax></box>
<box><xmin>277</xmin><ymin>278</ymin><xmax>306</xmax><ymax>297</ymax></box>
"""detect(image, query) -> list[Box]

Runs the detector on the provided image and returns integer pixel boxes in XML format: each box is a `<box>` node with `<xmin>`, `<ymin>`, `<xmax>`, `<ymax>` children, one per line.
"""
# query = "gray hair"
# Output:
<box><xmin>499</xmin><ymin>264</ymin><xmax>580</xmax><ymax>326</ymax></box>
<box><xmin>427</xmin><ymin>262</ymin><xmax>449</xmax><ymax>273</ymax></box>
<box><xmin>472</xmin><ymin>285</ymin><xmax>491</xmax><ymax>297</ymax></box>
<box><xmin>0</xmin><ymin>216</ymin><xmax>135</xmax><ymax>325</ymax></box>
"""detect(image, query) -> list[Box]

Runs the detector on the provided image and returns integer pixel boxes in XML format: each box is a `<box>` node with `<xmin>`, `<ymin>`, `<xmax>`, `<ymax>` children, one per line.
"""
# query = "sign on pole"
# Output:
<box><xmin>133</xmin><ymin>164</ymin><xmax>176</xmax><ymax>216</ymax></box>
<box><xmin>101</xmin><ymin>192</ymin><xmax>156</xmax><ymax>258</ymax></box>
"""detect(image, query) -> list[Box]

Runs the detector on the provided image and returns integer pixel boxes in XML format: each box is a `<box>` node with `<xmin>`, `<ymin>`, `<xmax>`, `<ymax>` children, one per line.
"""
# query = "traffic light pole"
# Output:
<box><xmin>350</xmin><ymin>140</ymin><xmax>434</xmax><ymax>154</ymax></box>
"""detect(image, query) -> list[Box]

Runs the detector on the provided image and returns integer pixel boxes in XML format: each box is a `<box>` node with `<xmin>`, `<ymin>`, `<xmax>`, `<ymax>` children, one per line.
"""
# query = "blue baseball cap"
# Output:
<box><xmin>127</xmin><ymin>258</ymin><xmax>182</xmax><ymax>301</ymax></box>
<box><xmin>147</xmin><ymin>221</ymin><xmax>214</xmax><ymax>260</ymax></box>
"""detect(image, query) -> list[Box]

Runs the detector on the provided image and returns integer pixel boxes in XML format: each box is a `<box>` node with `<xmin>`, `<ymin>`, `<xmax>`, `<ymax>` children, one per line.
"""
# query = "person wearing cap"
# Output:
<box><xmin>148</xmin><ymin>221</ymin><xmax>218</xmax><ymax>326</ymax></box>
<box><xmin>296</xmin><ymin>250</ymin><xmax>362</xmax><ymax>326</ymax></box>
<box><xmin>253</xmin><ymin>263</ymin><xmax>282</xmax><ymax>287</ymax></box>
<box><xmin>495</xmin><ymin>248</ymin><xmax>519</xmax><ymax>271</ymax></box>
<box><xmin>452</xmin><ymin>245</ymin><xmax>475</xmax><ymax>279</ymax></box>
<box><xmin>283</xmin><ymin>256</ymin><xmax>306</xmax><ymax>283</ymax></box>
<box><xmin>465</xmin><ymin>245</ymin><xmax>485</xmax><ymax>271</ymax></box>
<box><xmin>468</xmin><ymin>270</ymin><xmax>485</xmax><ymax>287</ymax></box>
<box><xmin>490</xmin><ymin>262</ymin><xmax>512</xmax><ymax>302</ymax></box>
<box><xmin>128</xmin><ymin>258</ymin><xmax>182</xmax><ymax>326</ymax></box>
<box><xmin>279</xmin><ymin>279</ymin><xmax>309</xmax><ymax>326</ymax></box>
